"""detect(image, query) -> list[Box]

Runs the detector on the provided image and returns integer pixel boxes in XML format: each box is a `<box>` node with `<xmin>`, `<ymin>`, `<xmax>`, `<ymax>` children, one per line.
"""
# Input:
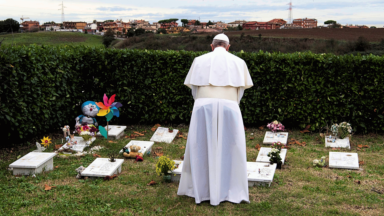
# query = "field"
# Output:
<box><xmin>0</xmin><ymin>32</ymin><xmax>103</xmax><ymax>47</ymax></box>
<box><xmin>1</xmin><ymin>125</ymin><xmax>383</xmax><ymax>215</ymax></box>
<box><xmin>222</xmin><ymin>28</ymin><xmax>384</xmax><ymax>42</ymax></box>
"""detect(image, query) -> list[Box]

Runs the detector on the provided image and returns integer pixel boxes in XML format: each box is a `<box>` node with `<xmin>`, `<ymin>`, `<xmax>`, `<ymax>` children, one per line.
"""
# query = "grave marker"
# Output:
<box><xmin>81</xmin><ymin>158</ymin><xmax>124</xmax><ymax>178</ymax></box>
<box><xmin>256</xmin><ymin>147</ymin><xmax>287</xmax><ymax>164</ymax></box>
<box><xmin>119</xmin><ymin>140</ymin><xmax>154</xmax><ymax>156</ymax></box>
<box><xmin>263</xmin><ymin>132</ymin><xmax>288</xmax><ymax>145</ymax></box>
<box><xmin>329</xmin><ymin>152</ymin><xmax>359</xmax><ymax>170</ymax></box>
<box><xmin>57</xmin><ymin>137</ymin><xmax>96</xmax><ymax>153</ymax></box>
<box><xmin>325</xmin><ymin>136</ymin><xmax>350</xmax><ymax>149</ymax></box>
<box><xmin>9</xmin><ymin>152</ymin><xmax>57</xmax><ymax>175</ymax></box>
<box><xmin>96</xmin><ymin>125</ymin><xmax>126</xmax><ymax>139</ymax></box>
<box><xmin>150</xmin><ymin>127</ymin><xmax>179</xmax><ymax>144</ymax></box>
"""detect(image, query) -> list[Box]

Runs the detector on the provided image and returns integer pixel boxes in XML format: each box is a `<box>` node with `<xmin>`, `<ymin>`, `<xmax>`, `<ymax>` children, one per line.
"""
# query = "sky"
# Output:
<box><xmin>0</xmin><ymin>0</ymin><xmax>383</xmax><ymax>27</ymax></box>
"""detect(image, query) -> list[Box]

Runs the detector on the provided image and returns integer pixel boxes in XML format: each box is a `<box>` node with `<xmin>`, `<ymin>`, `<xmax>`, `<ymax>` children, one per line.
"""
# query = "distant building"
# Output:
<box><xmin>212</xmin><ymin>21</ymin><xmax>228</xmax><ymax>30</ymax></box>
<box><xmin>103</xmin><ymin>19</ymin><xmax>130</xmax><ymax>33</ymax></box>
<box><xmin>268</xmin><ymin>19</ymin><xmax>287</xmax><ymax>29</ymax></box>
<box><xmin>63</xmin><ymin>21</ymin><xmax>87</xmax><ymax>30</ymax></box>
<box><xmin>292</xmin><ymin>18</ymin><xmax>318</xmax><ymax>28</ymax></box>
<box><xmin>191</xmin><ymin>28</ymin><xmax>222</xmax><ymax>34</ymax></box>
<box><xmin>160</xmin><ymin>21</ymin><xmax>178</xmax><ymax>29</ymax></box>
<box><xmin>227</xmin><ymin>20</ymin><xmax>247</xmax><ymax>28</ymax></box>
<box><xmin>343</xmin><ymin>24</ymin><xmax>368</xmax><ymax>29</ymax></box>
<box><xmin>21</xmin><ymin>21</ymin><xmax>40</xmax><ymax>31</ymax></box>
<box><xmin>84</xmin><ymin>23</ymin><xmax>97</xmax><ymax>33</ymax></box>
<box><xmin>166</xmin><ymin>26</ymin><xmax>191</xmax><ymax>34</ymax></box>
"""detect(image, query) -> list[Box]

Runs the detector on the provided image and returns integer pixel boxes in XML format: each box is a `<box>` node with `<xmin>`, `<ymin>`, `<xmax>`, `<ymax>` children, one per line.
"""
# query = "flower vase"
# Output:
<box><xmin>163</xmin><ymin>174</ymin><xmax>172</xmax><ymax>183</ymax></box>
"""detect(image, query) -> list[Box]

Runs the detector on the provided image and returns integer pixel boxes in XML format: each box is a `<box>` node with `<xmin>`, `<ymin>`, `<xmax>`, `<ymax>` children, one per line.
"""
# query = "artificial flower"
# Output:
<box><xmin>96</xmin><ymin>94</ymin><xmax>123</xmax><ymax>121</ymax></box>
<box><xmin>41</xmin><ymin>136</ymin><xmax>52</xmax><ymax>147</ymax></box>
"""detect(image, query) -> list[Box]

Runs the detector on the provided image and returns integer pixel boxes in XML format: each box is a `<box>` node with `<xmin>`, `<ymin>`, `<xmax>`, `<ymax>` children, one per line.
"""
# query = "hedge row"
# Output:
<box><xmin>1</xmin><ymin>45</ymin><xmax>384</xmax><ymax>144</ymax></box>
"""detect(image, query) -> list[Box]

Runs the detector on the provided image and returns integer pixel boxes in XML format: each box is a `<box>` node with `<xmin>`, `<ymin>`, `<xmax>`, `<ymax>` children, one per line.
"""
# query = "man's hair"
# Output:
<box><xmin>212</xmin><ymin>39</ymin><xmax>229</xmax><ymax>48</ymax></box>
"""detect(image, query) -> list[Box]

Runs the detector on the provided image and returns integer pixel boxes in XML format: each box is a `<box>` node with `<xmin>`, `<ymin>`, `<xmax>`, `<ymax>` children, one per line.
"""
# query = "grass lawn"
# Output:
<box><xmin>0</xmin><ymin>32</ymin><xmax>103</xmax><ymax>47</ymax></box>
<box><xmin>1</xmin><ymin>125</ymin><xmax>383</xmax><ymax>215</ymax></box>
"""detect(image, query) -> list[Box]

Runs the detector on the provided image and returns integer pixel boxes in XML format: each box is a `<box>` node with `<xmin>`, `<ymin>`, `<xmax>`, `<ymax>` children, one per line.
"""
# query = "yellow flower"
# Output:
<box><xmin>41</xmin><ymin>136</ymin><xmax>52</xmax><ymax>147</ymax></box>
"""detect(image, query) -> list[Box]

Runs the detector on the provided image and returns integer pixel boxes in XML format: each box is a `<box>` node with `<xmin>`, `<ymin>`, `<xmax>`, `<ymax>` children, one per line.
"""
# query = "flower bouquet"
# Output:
<box><xmin>267</xmin><ymin>120</ymin><xmax>285</xmax><ymax>133</ymax></box>
<box><xmin>268</xmin><ymin>142</ymin><xmax>283</xmax><ymax>169</ymax></box>
<box><xmin>313</xmin><ymin>156</ymin><xmax>326</xmax><ymax>167</ymax></box>
<box><xmin>156</xmin><ymin>156</ymin><xmax>175</xmax><ymax>182</ymax></box>
<box><xmin>75</xmin><ymin>124</ymin><xmax>98</xmax><ymax>143</ymax></box>
<box><xmin>330</xmin><ymin>122</ymin><xmax>352</xmax><ymax>139</ymax></box>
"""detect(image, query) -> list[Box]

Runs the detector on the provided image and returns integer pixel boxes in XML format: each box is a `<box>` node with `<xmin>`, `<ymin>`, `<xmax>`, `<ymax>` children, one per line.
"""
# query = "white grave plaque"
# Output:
<box><xmin>150</xmin><ymin>127</ymin><xmax>179</xmax><ymax>144</ymax></box>
<box><xmin>171</xmin><ymin>161</ymin><xmax>276</xmax><ymax>187</ymax></box>
<box><xmin>263</xmin><ymin>132</ymin><xmax>288</xmax><ymax>145</ymax></box>
<box><xmin>325</xmin><ymin>136</ymin><xmax>350</xmax><ymax>149</ymax></box>
<box><xmin>256</xmin><ymin>147</ymin><xmax>287</xmax><ymax>165</ymax></box>
<box><xmin>329</xmin><ymin>152</ymin><xmax>359</xmax><ymax>170</ymax></box>
<box><xmin>9</xmin><ymin>152</ymin><xmax>57</xmax><ymax>175</ymax></box>
<box><xmin>96</xmin><ymin>125</ymin><xmax>126</xmax><ymax>139</ymax></box>
<box><xmin>119</xmin><ymin>140</ymin><xmax>154</xmax><ymax>156</ymax></box>
<box><xmin>58</xmin><ymin>137</ymin><xmax>96</xmax><ymax>153</ymax></box>
<box><xmin>81</xmin><ymin>158</ymin><xmax>124</xmax><ymax>177</ymax></box>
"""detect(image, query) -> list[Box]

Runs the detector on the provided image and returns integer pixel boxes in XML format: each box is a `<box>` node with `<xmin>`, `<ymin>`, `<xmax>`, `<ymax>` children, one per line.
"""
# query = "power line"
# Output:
<box><xmin>58</xmin><ymin>1</ymin><xmax>66</xmax><ymax>23</ymax></box>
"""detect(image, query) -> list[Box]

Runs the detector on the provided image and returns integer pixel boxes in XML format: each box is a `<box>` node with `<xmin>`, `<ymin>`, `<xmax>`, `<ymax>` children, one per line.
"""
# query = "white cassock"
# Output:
<box><xmin>177</xmin><ymin>47</ymin><xmax>253</xmax><ymax>206</ymax></box>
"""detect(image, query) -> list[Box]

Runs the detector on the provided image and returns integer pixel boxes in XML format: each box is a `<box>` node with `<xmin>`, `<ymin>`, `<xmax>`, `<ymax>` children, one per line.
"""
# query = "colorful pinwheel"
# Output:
<box><xmin>96</xmin><ymin>94</ymin><xmax>123</xmax><ymax>138</ymax></box>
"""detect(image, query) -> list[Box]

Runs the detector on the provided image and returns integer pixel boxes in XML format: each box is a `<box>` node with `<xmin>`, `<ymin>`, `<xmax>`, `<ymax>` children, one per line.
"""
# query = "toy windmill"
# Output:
<box><xmin>96</xmin><ymin>94</ymin><xmax>122</xmax><ymax>139</ymax></box>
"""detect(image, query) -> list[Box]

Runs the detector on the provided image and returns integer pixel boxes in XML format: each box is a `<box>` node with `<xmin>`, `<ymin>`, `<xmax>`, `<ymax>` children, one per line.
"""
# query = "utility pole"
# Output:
<box><xmin>59</xmin><ymin>1</ymin><xmax>66</xmax><ymax>24</ymax></box>
<box><xmin>287</xmin><ymin>0</ymin><xmax>293</xmax><ymax>24</ymax></box>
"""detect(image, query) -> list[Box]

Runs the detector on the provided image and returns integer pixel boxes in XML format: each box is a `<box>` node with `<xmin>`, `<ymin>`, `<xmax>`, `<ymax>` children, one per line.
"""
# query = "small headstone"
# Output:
<box><xmin>81</xmin><ymin>158</ymin><xmax>124</xmax><ymax>178</ymax></box>
<box><xmin>325</xmin><ymin>136</ymin><xmax>350</xmax><ymax>149</ymax></box>
<box><xmin>263</xmin><ymin>132</ymin><xmax>288</xmax><ymax>145</ymax></box>
<box><xmin>171</xmin><ymin>161</ymin><xmax>277</xmax><ymax>187</ymax></box>
<box><xmin>256</xmin><ymin>147</ymin><xmax>287</xmax><ymax>164</ymax></box>
<box><xmin>329</xmin><ymin>152</ymin><xmax>359</xmax><ymax>170</ymax></box>
<box><xmin>96</xmin><ymin>125</ymin><xmax>126</xmax><ymax>139</ymax></box>
<box><xmin>150</xmin><ymin>127</ymin><xmax>179</xmax><ymax>144</ymax></box>
<box><xmin>119</xmin><ymin>140</ymin><xmax>154</xmax><ymax>156</ymax></box>
<box><xmin>58</xmin><ymin>137</ymin><xmax>96</xmax><ymax>153</ymax></box>
<box><xmin>33</xmin><ymin>142</ymin><xmax>46</xmax><ymax>152</ymax></box>
<box><xmin>9</xmin><ymin>152</ymin><xmax>57</xmax><ymax>175</ymax></box>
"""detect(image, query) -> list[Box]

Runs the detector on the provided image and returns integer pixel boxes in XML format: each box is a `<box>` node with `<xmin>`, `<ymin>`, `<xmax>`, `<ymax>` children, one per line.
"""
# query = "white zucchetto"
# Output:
<box><xmin>213</xmin><ymin>33</ymin><xmax>230</xmax><ymax>43</ymax></box>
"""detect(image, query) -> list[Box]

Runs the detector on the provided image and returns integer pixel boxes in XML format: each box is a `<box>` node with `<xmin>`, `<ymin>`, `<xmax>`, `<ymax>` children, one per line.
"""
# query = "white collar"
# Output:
<box><xmin>213</xmin><ymin>47</ymin><xmax>226</xmax><ymax>52</ymax></box>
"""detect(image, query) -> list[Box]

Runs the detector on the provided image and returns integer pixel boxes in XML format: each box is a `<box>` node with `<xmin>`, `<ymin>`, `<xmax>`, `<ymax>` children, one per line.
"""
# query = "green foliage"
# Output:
<box><xmin>158</xmin><ymin>19</ymin><xmax>178</xmax><ymax>24</ymax></box>
<box><xmin>1</xmin><ymin>46</ymin><xmax>384</xmax><ymax>145</ymax></box>
<box><xmin>102</xmin><ymin>29</ymin><xmax>115</xmax><ymax>47</ymax></box>
<box><xmin>237</xmin><ymin>24</ymin><xmax>243</xmax><ymax>31</ymax></box>
<box><xmin>180</xmin><ymin>19</ymin><xmax>188</xmax><ymax>27</ymax></box>
<box><xmin>0</xmin><ymin>18</ymin><xmax>20</xmax><ymax>33</ymax></box>
<box><xmin>157</xmin><ymin>28</ymin><xmax>167</xmax><ymax>34</ymax></box>
<box><xmin>135</xmin><ymin>28</ymin><xmax>145</xmax><ymax>36</ymax></box>
<box><xmin>195</xmin><ymin>20</ymin><xmax>201</xmax><ymax>26</ymax></box>
<box><xmin>324</xmin><ymin>20</ymin><xmax>337</xmax><ymax>25</ymax></box>
<box><xmin>207</xmin><ymin>20</ymin><xmax>213</xmax><ymax>26</ymax></box>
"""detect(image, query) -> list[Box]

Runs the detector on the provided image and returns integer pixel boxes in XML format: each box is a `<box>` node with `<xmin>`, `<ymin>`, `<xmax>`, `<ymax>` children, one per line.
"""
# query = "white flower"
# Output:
<box><xmin>273</xmin><ymin>120</ymin><xmax>279</xmax><ymax>125</ymax></box>
<box><xmin>321</xmin><ymin>156</ymin><xmax>326</xmax><ymax>159</ymax></box>
<box><xmin>80</xmin><ymin>131</ymin><xmax>90</xmax><ymax>135</ymax></box>
<box><xmin>313</xmin><ymin>159</ymin><xmax>319</xmax><ymax>164</ymax></box>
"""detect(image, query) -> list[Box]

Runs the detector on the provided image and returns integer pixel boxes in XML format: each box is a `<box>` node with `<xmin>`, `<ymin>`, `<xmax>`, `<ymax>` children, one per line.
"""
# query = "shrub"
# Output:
<box><xmin>102</xmin><ymin>29</ymin><xmax>115</xmax><ymax>47</ymax></box>
<box><xmin>1</xmin><ymin>45</ymin><xmax>384</xmax><ymax>145</ymax></box>
<box><xmin>355</xmin><ymin>36</ymin><xmax>370</xmax><ymax>51</ymax></box>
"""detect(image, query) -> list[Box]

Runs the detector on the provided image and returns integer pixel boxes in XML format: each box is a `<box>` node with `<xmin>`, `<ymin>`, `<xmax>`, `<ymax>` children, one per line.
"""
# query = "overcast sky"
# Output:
<box><xmin>0</xmin><ymin>0</ymin><xmax>383</xmax><ymax>27</ymax></box>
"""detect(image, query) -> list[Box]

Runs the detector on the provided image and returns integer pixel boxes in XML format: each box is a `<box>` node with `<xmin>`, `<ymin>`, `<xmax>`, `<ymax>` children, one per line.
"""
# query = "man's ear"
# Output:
<box><xmin>211</xmin><ymin>44</ymin><xmax>214</xmax><ymax>51</ymax></box>
<box><xmin>226</xmin><ymin>44</ymin><xmax>231</xmax><ymax>51</ymax></box>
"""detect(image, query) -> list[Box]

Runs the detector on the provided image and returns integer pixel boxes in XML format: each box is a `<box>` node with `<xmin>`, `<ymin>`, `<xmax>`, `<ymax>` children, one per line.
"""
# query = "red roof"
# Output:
<box><xmin>245</xmin><ymin>22</ymin><xmax>257</xmax><ymax>24</ymax></box>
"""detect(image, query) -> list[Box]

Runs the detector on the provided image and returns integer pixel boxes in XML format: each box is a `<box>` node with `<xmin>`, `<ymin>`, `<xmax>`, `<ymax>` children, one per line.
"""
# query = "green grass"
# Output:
<box><xmin>1</xmin><ymin>126</ymin><xmax>384</xmax><ymax>215</ymax></box>
<box><xmin>1</xmin><ymin>32</ymin><xmax>103</xmax><ymax>47</ymax></box>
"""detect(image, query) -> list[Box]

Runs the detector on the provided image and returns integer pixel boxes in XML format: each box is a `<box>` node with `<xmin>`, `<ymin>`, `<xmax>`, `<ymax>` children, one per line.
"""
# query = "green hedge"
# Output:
<box><xmin>1</xmin><ymin>45</ymin><xmax>384</xmax><ymax>144</ymax></box>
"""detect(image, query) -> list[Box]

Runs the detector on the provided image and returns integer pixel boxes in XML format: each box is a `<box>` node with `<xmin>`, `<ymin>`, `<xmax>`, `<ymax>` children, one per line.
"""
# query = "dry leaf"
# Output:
<box><xmin>258</xmin><ymin>125</ymin><xmax>265</xmax><ymax>130</ymax></box>
<box><xmin>300</xmin><ymin>125</ymin><xmax>311</xmax><ymax>133</ymax></box>
<box><xmin>357</xmin><ymin>148</ymin><xmax>361</xmax><ymax>151</ymax></box>
<box><xmin>154</xmin><ymin>124</ymin><xmax>161</xmax><ymax>127</ymax></box>
<box><xmin>295</xmin><ymin>141</ymin><xmax>301</xmax><ymax>145</ymax></box>
<box><xmin>93</xmin><ymin>154</ymin><xmax>101</xmax><ymax>157</ymax></box>
<box><xmin>302</xmin><ymin>142</ymin><xmax>307</xmax><ymax>145</ymax></box>
<box><xmin>183</xmin><ymin>136</ymin><xmax>187</xmax><ymax>140</ymax></box>
<box><xmin>156</xmin><ymin>147</ymin><xmax>163</xmax><ymax>150</ymax></box>
<box><xmin>180</xmin><ymin>155</ymin><xmax>184</xmax><ymax>160</ymax></box>
<box><xmin>147</xmin><ymin>180</ymin><xmax>157</xmax><ymax>186</ymax></box>
<box><xmin>124</xmin><ymin>135</ymin><xmax>129</xmax><ymax>138</ymax></box>
<box><xmin>363</xmin><ymin>145</ymin><xmax>369</xmax><ymax>148</ymax></box>
<box><xmin>255</xmin><ymin>144</ymin><xmax>261</xmax><ymax>151</ymax></box>
<box><xmin>250</xmin><ymin>137</ymin><xmax>255</xmax><ymax>140</ymax></box>
<box><xmin>179</xmin><ymin>146</ymin><xmax>185</xmax><ymax>149</ymax></box>
<box><xmin>44</xmin><ymin>184</ymin><xmax>56</xmax><ymax>191</ymax></box>
<box><xmin>357</xmin><ymin>145</ymin><xmax>363</xmax><ymax>148</ymax></box>
<box><xmin>54</xmin><ymin>145</ymin><xmax>63</xmax><ymax>150</ymax></box>
<box><xmin>151</xmin><ymin>127</ymin><xmax>157</xmax><ymax>132</ymax></box>
<box><xmin>154</xmin><ymin>152</ymin><xmax>163</xmax><ymax>157</ymax></box>
<box><xmin>359</xmin><ymin>161</ymin><xmax>365</xmax><ymax>165</ymax></box>
<box><xmin>104</xmin><ymin>174</ymin><xmax>118</xmax><ymax>181</ymax></box>
<box><xmin>347</xmin><ymin>175</ymin><xmax>352</xmax><ymax>178</ymax></box>
<box><xmin>108</xmin><ymin>141</ymin><xmax>116</xmax><ymax>143</ymax></box>
<box><xmin>355</xmin><ymin>180</ymin><xmax>361</xmax><ymax>185</ymax></box>
<box><xmin>55</xmin><ymin>166</ymin><xmax>59</xmax><ymax>169</ymax></box>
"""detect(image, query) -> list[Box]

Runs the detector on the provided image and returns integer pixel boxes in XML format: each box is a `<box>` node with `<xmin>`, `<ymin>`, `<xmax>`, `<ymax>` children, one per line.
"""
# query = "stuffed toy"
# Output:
<box><xmin>123</xmin><ymin>145</ymin><xmax>143</xmax><ymax>159</ymax></box>
<box><xmin>75</xmin><ymin>101</ymin><xmax>99</xmax><ymax>127</ymax></box>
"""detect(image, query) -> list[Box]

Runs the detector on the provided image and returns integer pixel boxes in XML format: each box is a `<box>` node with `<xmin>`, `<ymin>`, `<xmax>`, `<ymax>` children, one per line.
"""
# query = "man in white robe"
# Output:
<box><xmin>177</xmin><ymin>34</ymin><xmax>253</xmax><ymax>206</ymax></box>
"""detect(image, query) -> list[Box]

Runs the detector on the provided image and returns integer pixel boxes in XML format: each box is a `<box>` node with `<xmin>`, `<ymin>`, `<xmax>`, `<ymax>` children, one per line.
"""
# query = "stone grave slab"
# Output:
<box><xmin>81</xmin><ymin>158</ymin><xmax>124</xmax><ymax>178</ymax></box>
<box><xmin>329</xmin><ymin>152</ymin><xmax>359</xmax><ymax>170</ymax></box>
<box><xmin>263</xmin><ymin>132</ymin><xmax>288</xmax><ymax>145</ymax></box>
<box><xmin>119</xmin><ymin>140</ymin><xmax>154</xmax><ymax>156</ymax></box>
<box><xmin>33</xmin><ymin>142</ymin><xmax>46</xmax><ymax>152</ymax></box>
<box><xmin>171</xmin><ymin>161</ymin><xmax>276</xmax><ymax>187</ymax></box>
<box><xmin>9</xmin><ymin>152</ymin><xmax>57</xmax><ymax>175</ymax></box>
<box><xmin>171</xmin><ymin>160</ymin><xmax>183</xmax><ymax>182</ymax></box>
<box><xmin>58</xmin><ymin>137</ymin><xmax>96</xmax><ymax>153</ymax></box>
<box><xmin>96</xmin><ymin>125</ymin><xmax>126</xmax><ymax>139</ymax></box>
<box><xmin>256</xmin><ymin>147</ymin><xmax>287</xmax><ymax>165</ymax></box>
<box><xmin>247</xmin><ymin>162</ymin><xmax>277</xmax><ymax>187</ymax></box>
<box><xmin>325</xmin><ymin>136</ymin><xmax>350</xmax><ymax>149</ymax></box>
<box><xmin>150</xmin><ymin>127</ymin><xmax>179</xmax><ymax>144</ymax></box>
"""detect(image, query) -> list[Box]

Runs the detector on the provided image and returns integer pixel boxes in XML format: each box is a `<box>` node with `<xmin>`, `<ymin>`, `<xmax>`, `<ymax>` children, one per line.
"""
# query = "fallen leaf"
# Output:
<box><xmin>154</xmin><ymin>152</ymin><xmax>163</xmax><ymax>157</ymax></box>
<box><xmin>359</xmin><ymin>161</ymin><xmax>365</xmax><ymax>165</ymax></box>
<box><xmin>258</xmin><ymin>125</ymin><xmax>265</xmax><ymax>130</ymax></box>
<box><xmin>179</xmin><ymin>146</ymin><xmax>185</xmax><ymax>149</ymax></box>
<box><xmin>295</xmin><ymin>141</ymin><xmax>301</xmax><ymax>145</ymax></box>
<box><xmin>108</xmin><ymin>141</ymin><xmax>116</xmax><ymax>143</ymax></box>
<box><xmin>54</xmin><ymin>145</ymin><xmax>63</xmax><ymax>150</ymax></box>
<box><xmin>93</xmin><ymin>154</ymin><xmax>101</xmax><ymax>157</ymax></box>
<box><xmin>104</xmin><ymin>174</ymin><xmax>118</xmax><ymax>181</ymax></box>
<box><xmin>358</xmin><ymin>145</ymin><xmax>363</xmax><ymax>148</ymax></box>
<box><xmin>347</xmin><ymin>175</ymin><xmax>351</xmax><ymax>178</ymax></box>
<box><xmin>363</xmin><ymin>145</ymin><xmax>369</xmax><ymax>148</ymax></box>
<box><xmin>124</xmin><ymin>135</ymin><xmax>129</xmax><ymax>138</ymax></box>
<box><xmin>151</xmin><ymin>127</ymin><xmax>157</xmax><ymax>132</ymax></box>
<box><xmin>250</xmin><ymin>137</ymin><xmax>255</xmax><ymax>140</ymax></box>
<box><xmin>44</xmin><ymin>184</ymin><xmax>56</xmax><ymax>191</ymax></box>
<box><xmin>371</xmin><ymin>188</ymin><xmax>384</xmax><ymax>194</ymax></box>
<box><xmin>55</xmin><ymin>166</ymin><xmax>59</xmax><ymax>169</ymax></box>
<box><xmin>178</xmin><ymin>135</ymin><xmax>184</xmax><ymax>138</ymax></box>
<box><xmin>183</xmin><ymin>137</ymin><xmax>187</xmax><ymax>140</ymax></box>
<box><xmin>355</xmin><ymin>180</ymin><xmax>361</xmax><ymax>185</ymax></box>
<box><xmin>156</xmin><ymin>147</ymin><xmax>163</xmax><ymax>150</ymax></box>
<box><xmin>300</xmin><ymin>125</ymin><xmax>311</xmax><ymax>133</ymax></box>
<box><xmin>180</xmin><ymin>155</ymin><xmax>184</xmax><ymax>160</ymax></box>
<box><xmin>301</xmin><ymin>142</ymin><xmax>307</xmax><ymax>145</ymax></box>
<box><xmin>285</xmin><ymin>146</ymin><xmax>291</xmax><ymax>149</ymax></box>
<box><xmin>147</xmin><ymin>180</ymin><xmax>157</xmax><ymax>186</ymax></box>
<box><xmin>255</xmin><ymin>144</ymin><xmax>261</xmax><ymax>151</ymax></box>
<box><xmin>134</xmin><ymin>131</ymin><xmax>141</xmax><ymax>135</ymax></box>
<box><xmin>357</xmin><ymin>148</ymin><xmax>361</xmax><ymax>151</ymax></box>
<box><xmin>154</xmin><ymin>124</ymin><xmax>161</xmax><ymax>127</ymax></box>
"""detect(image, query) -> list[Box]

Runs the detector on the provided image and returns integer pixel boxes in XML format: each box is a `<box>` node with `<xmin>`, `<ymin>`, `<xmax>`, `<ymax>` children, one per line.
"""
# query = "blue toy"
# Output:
<box><xmin>75</xmin><ymin>101</ymin><xmax>99</xmax><ymax>127</ymax></box>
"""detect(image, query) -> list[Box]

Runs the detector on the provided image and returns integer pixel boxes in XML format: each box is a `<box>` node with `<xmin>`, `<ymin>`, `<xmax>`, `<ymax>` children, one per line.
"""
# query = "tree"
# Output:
<box><xmin>324</xmin><ymin>20</ymin><xmax>337</xmax><ymax>25</ymax></box>
<box><xmin>104</xmin><ymin>20</ymin><xmax>114</xmax><ymax>23</ymax></box>
<box><xmin>370</xmin><ymin>26</ymin><xmax>377</xmax><ymax>29</ymax></box>
<box><xmin>135</xmin><ymin>28</ymin><xmax>145</xmax><ymax>36</ymax></box>
<box><xmin>122</xmin><ymin>28</ymin><xmax>126</xmax><ymax>34</ymax></box>
<box><xmin>157</xmin><ymin>28</ymin><xmax>167</xmax><ymax>34</ymax></box>
<box><xmin>102</xmin><ymin>29</ymin><xmax>115</xmax><ymax>48</ymax></box>
<box><xmin>0</xmin><ymin>18</ymin><xmax>20</xmax><ymax>33</ymax></box>
<box><xmin>181</xmin><ymin>19</ymin><xmax>188</xmax><ymax>27</ymax></box>
<box><xmin>195</xmin><ymin>20</ymin><xmax>201</xmax><ymax>25</ymax></box>
<box><xmin>207</xmin><ymin>20</ymin><xmax>213</xmax><ymax>26</ymax></box>
<box><xmin>237</xmin><ymin>24</ymin><xmax>243</xmax><ymax>31</ymax></box>
<box><xmin>84</xmin><ymin>30</ymin><xmax>88</xmax><ymax>34</ymax></box>
<box><xmin>127</xmin><ymin>28</ymin><xmax>135</xmax><ymax>37</ymax></box>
